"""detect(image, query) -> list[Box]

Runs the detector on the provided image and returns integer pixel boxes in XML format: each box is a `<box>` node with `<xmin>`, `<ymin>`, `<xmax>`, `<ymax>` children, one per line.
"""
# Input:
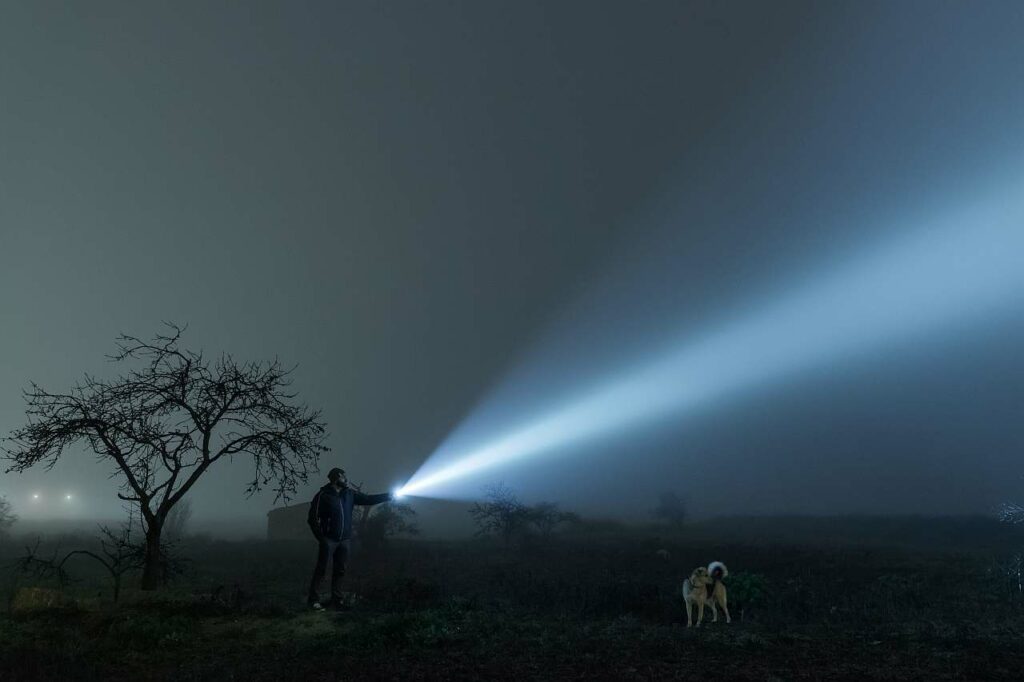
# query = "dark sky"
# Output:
<box><xmin>2</xmin><ymin>1</ymin><xmax>1023</xmax><ymax>531</ymax></box>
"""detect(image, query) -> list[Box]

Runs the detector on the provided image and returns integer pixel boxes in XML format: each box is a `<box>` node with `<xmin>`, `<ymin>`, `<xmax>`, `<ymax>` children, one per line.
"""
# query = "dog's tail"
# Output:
<box><xmin>707</xmin><ymin>561</ymin><xmax>728</xmax><ymax>579</ymax></box>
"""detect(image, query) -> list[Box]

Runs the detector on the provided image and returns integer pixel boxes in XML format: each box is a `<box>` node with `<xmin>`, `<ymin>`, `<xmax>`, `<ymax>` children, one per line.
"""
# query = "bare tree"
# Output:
<box><xmin>469</xmin><ymin>483</ymin><xmax>530</xmax><ymax>545</ymax></box>
<box><xmin>528</xmin><ymin>502</ymin><xmax>579</xmax><ymax>539</ymax></box>
<box><xmin>651</xmin><ymin>491</ymin><xmax>687</xmax><ymax>527</ymax></box>
<box><xmin>3</xmin><ymin>324</ymin><xmax>330</xmax><ymax>590</ymax></box>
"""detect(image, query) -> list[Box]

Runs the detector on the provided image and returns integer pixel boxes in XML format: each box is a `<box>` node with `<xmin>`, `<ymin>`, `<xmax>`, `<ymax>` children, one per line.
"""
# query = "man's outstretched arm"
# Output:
<box><xmin>353</xmin><ymin>491</ymin><xmax>392</xmax><ymax>506</ymax></box>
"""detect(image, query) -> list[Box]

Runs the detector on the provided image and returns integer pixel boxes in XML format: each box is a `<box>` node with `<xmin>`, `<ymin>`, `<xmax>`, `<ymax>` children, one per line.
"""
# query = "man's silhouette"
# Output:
<box><xmin>307</xmin><ymin>467</ymin><xmax>392</xmax><ymax>609</ymax></box>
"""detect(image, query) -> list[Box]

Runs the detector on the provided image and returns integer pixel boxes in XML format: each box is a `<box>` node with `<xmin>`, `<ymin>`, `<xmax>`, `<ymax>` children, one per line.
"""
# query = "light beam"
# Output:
<box><xmin>398</xmin><ymin>179</ymin><xmax>1024</xmax><ymax>499</ymax></box>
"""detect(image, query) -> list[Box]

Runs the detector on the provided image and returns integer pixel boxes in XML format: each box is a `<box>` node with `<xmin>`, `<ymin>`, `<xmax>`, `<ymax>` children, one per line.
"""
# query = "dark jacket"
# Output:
<box><xmin>307</xmin><ymin>484</ymin><xmax>390</xmax><ymax>541</ymax></box>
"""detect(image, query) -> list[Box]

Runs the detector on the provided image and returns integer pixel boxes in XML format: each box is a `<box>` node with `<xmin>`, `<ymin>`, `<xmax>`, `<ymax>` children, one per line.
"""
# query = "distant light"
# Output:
<box><xmin>32</xmin><ymin>493</ymin><xmax>40</xmax><ymax>500</ymax></box>
<box><xmin>65</xmin><ymin>494</ymin><xmax>72</xmax><ymax>501</ymax></box>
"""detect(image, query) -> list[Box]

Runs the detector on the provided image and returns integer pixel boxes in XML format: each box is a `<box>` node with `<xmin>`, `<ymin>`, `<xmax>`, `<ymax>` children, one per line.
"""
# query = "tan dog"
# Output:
<box><xmin>682</xmin><ymin>561</ymin><xmax>731</xmax><ymax>627</ymax></box>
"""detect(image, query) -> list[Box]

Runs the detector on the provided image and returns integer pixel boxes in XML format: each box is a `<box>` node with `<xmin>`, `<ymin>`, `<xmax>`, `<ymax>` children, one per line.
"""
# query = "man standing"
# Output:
<box><xmin>307</xmin><ymin>467</ymin><xmax>392</xmax><ymax>610</ymax></box>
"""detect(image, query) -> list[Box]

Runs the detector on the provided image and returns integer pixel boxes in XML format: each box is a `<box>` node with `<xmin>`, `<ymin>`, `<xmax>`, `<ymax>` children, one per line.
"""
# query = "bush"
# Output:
<box><xmin>726</xmin><ymin>572</ymin><xmax>768</xmax><ymax>621</ymax></box>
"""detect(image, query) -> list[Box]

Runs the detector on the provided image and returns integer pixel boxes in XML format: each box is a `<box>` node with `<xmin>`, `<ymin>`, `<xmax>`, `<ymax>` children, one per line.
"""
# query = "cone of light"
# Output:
<box><xmin>396</xmin><ymin>179</ymin><xmax>1024</xmax><ymax>499</ymax></box>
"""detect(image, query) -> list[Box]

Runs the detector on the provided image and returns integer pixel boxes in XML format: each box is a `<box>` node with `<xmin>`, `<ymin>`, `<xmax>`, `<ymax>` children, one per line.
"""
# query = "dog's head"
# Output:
<box><xmin>689</xmin><ymin>566</ymin><xmax>711</xmax><ymax>586</ymax></box>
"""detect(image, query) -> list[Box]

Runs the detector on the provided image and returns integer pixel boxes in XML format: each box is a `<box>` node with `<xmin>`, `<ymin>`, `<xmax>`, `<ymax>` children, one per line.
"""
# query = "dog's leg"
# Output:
<box><xmin>696</xmin><ymin>599</ymin><xmax>705</xmax><ymax>627</ymax></box>
<box><xmin>684</xmin><ymin>598</ymin><xmax>692</xmax><ymax>628</ymax></box>
<box><xmin>718</xmin><ymin>591</ymin><xmax>731</xmax><ymax>624</ymax></box>
<box><xmin>709</xmin><ymin>599</ymin><xmax>718</xmax><ymax>623</ymax></box>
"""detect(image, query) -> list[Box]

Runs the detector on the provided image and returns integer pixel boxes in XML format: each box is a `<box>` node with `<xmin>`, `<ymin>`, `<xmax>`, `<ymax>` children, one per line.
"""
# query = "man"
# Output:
<box><xmin>307</xmin><ymin>467</ymin><xmax>392</xmax><ymax>610</ymax></box>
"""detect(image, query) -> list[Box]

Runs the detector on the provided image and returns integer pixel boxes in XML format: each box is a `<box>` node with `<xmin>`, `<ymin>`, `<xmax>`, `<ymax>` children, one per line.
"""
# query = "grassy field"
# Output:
<box><xmin>2</xmin><ymin>518</ymin><xmax>1023</xmax><ymax>681</ymax></box>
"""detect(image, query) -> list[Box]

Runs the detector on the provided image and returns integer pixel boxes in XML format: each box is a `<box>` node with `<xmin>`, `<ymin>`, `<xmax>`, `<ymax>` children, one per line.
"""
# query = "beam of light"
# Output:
<box><xmin>397</xmin><ymin>179</ymin><xmax>1024</xmax><ymax>499</ymax></box>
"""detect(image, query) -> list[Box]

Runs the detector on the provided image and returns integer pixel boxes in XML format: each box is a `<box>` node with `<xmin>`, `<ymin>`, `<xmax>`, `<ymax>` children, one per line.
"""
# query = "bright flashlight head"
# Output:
<box><xmin>392</xmin><ymin>486</ymin><xmax>406</xmax><ymax>500</ymax></box>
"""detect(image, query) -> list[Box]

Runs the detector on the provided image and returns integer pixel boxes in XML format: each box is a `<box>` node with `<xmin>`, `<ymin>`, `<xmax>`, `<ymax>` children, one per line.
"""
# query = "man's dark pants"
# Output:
<box><xmin>308</xmin><ymin>538</ymin><xmax>351</xmax><ymax>605</ymax></box>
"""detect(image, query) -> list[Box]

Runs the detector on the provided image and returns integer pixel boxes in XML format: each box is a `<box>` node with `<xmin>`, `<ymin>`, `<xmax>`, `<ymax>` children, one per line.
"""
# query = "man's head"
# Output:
<box><xmin>327</xmin><ymin>467</ymin><xmax>348</xmax><ymax>487</ymax></box>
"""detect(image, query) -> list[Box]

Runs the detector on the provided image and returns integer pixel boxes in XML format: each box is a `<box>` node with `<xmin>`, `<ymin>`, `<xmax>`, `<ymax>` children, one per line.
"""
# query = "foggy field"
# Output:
<box><xmin>3</xmin><ymin>2</ymin><xmax>1024</xmax><ymax>681</ymax></box>
<box><xmin>3</xmin><ymin>517</ymin><xmax>1024</xmax><ymax>681</ymax></box>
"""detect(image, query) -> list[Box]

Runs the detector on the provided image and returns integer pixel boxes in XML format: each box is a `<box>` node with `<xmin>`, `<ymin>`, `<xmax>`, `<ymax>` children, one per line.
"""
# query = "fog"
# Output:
<box><xmin>2</xmin><ymin>1</ymin><xmax>1023</xmax><ymax>537</ymax></box>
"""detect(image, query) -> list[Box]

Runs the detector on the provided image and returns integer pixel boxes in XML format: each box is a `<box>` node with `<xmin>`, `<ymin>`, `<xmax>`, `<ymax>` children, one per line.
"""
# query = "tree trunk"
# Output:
<box><xmin>140</xmin><ymin>525</ymin><xmax>163</xmax><ymax>591</ymax></box>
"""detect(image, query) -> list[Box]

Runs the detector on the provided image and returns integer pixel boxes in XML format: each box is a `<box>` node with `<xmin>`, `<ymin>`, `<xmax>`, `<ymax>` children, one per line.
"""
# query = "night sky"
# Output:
<box><xmin>2</xmin><ymin>1</ymin><xmax>1022</xmax><ymax>532</ymax></box>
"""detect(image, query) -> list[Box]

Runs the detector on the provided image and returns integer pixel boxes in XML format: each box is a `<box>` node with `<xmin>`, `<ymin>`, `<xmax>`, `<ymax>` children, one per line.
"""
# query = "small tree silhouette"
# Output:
<box><xmin>469</xmin><ymin>483</ymin><xmax>530</xmax><ymax>545</ymax></box>
<box><xmin>528</xmin><ymin>502</ymin><xmax>579</xmax><ymax>539</ymax></box>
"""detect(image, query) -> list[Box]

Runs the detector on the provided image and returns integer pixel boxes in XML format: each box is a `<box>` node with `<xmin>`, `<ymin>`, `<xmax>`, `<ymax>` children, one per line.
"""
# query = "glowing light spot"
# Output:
<box><xmin>65</xmin><ymin>494</ymin><xmax>73</xmax><ymax>501</ymax></box>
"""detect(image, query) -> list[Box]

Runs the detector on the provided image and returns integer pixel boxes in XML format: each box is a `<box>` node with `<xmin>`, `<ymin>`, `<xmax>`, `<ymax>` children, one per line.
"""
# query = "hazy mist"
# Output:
<box><xmin>2</xmin><ymin>1</ymin><xmax>1023</xmax><ymax>536</ymax></box>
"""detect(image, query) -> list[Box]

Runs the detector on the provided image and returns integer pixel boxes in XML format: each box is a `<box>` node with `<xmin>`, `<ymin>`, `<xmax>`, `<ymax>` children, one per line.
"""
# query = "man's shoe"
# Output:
<box><xmin>309</xmin><ymin>601</ymin><xmax>325</xmax><ymax>611</ymax></box>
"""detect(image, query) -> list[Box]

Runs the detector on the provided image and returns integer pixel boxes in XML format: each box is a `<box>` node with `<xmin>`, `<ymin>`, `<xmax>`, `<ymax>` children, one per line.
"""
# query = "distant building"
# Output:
<box><xmin>266</xmin><ymin>503</ymin><xmax>310</xmax><ymax>541</ymax></box>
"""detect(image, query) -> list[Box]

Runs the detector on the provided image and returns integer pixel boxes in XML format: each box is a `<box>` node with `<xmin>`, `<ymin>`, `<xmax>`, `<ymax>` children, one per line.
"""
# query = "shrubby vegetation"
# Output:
<box><xmin>469</xmin><ymin>484</ymin><xmax>580</xmax><ymax>545</ymax></box>
<box><xmin>357</xmin><ymin>501</ymin><xmax>420</xmax><ymax>550</ymax></box>
<box><xmin>469</xmin><ymin>483</ymin><xmax>530</xmax><ymax>544</ymax></box>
